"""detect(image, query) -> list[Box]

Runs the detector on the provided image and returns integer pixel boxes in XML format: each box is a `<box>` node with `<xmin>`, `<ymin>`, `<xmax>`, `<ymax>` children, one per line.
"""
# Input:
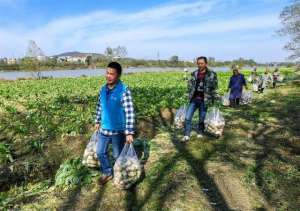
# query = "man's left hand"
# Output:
<box><xmin>126</xmin><ymin>135</ymin><xmax>134</xmax><ymax>144</ymax></box>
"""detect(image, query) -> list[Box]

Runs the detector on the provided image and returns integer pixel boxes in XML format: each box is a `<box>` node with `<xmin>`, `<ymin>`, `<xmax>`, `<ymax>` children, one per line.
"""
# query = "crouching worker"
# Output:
<box><xmin>228</xmin><ymin>66</ymin><xmax>247</xmax><ymax>107</ymax></box>
<box><xmin>95</xmin><ymin>62</ymin><xmax>135</xmax><ymax>185</ymax></box>
<box><xmin>182</xmin><ymin>56</ymin><xmax>218</xmax><ymax>142</ymax></box>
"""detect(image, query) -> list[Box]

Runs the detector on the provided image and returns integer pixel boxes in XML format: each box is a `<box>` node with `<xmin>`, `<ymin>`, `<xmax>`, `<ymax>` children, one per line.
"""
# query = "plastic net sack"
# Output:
<box><xmin>113</xmin><ymin>143</ymin><xmax>142</xmax><ymax>189</ymax></box>
<box><xmin>221</xmin><ymin>93</ymin><xmax>230</xmax><ymax>106</ymax></box>
<box><xmin>263</xmin><ymin>75</ymin><xmax>273</xmax><ymax>88</ymax></box>
<box><xmin>278</xmin><ymin>75</ymin><xmax>284</xmax><ymax>82</ymax></box>
<box><xmin>174</xmin><ymin>106</ymin><xmax>187</xmax><ymax>129</ymax></box>
<box><xmin>241</xmin><ymin>91</ymin><xmax>253</xmax><ymax>105</ymax></box>
<box><xmin>82</xmin><ymin>132</ymin><xmax>100</xmax><ymax>168</ymax></box>
<box><xmin>204</xmin><ymin>107</ymin><xmax>225</xmax><ymax>137</ymax></box>
<box><xmin>247</xmin><ymin>75</ymin><xmax>253</xmax><ymax>83</ymax></box>
<box><xmin>252</xmin><ymin>83</ymin><xmax>259</xmax><ymax>92</ymax></box>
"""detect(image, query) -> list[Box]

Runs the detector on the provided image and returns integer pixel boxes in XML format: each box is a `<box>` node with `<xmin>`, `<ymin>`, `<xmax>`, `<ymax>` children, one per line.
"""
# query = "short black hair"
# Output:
<box><xmin>107</xmin><ymin>62</ymin><xmax>122</xmax><ymax>75</ymax></box>
<box><xmin>196</xmin><ymin>56</ymin><xmax>208</xmax><ymax>64</ymax></box>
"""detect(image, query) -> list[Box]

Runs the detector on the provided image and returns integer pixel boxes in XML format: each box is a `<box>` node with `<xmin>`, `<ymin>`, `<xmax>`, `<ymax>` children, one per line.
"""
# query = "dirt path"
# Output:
<box><xmin>20</xmin><ymin>132</ymin><xmax>268</xmax><ymax>211</ymax></box>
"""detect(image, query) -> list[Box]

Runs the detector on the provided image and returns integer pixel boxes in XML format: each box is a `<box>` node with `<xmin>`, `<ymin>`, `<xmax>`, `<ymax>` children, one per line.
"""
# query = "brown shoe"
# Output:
<box><xmin>99</xmin><ymin>175</ymin><xmax>113</xmax><ymax>185</ymax></box>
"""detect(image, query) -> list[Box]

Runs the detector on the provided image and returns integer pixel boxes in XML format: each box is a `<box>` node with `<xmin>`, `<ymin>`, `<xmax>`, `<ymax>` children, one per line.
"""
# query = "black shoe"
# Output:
<box><xmin>99</xmin><ymin>175</ymin><xmax>113</xmax><ymax>185</ymax></box>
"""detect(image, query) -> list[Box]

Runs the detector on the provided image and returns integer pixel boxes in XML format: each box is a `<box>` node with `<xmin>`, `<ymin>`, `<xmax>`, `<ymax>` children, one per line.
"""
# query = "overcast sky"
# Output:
<box><xmin>0</xmin><ymin>0</ymin><xmax>291</xmax><ymax>62</ymax></box>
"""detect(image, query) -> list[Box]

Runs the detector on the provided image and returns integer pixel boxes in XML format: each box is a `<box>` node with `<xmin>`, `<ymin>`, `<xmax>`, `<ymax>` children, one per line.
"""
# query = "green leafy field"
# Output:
<box><xmin>0</xmin><ymin>68</ymin><xmax>294</xmax><ymax>138</ymax></box>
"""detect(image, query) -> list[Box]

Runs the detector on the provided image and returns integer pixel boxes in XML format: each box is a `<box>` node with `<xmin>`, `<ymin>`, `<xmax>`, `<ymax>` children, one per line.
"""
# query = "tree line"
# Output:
<box><xmin>0</xmin><ymin>55</ymin><xmax>297</xmax><ymax>71</ymax></box>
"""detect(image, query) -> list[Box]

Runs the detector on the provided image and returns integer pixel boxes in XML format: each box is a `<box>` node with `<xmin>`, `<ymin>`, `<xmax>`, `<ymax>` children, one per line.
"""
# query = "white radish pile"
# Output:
<box><xmin>174</xmin><ymin>106</ymin><xmax>187</xmax><ymax>129</ymax></box>
<box><xmin>277</xmin><ymin>75</ymin><xmax>284</xmax><ymax>82</ymax></box>
<box><xmin>221</xmin><ymin>93</ymin><xmax>230</xmax><ymax>106</ymax></box>
<box><xmin>241</xmin><ymin>91</ymin><xmax>253</xmax><ymax>105</ymax></box>
<box><xmin>247</xmin><ymin>75</ymin><xmax>253</xmax><ymax>83</ymax></box>
<box><xmin>82</xmin><ymin>132</ymin><xmax>100</xmax><ymax>168</ymax></box>
<box><xmin>204</xmin><ymin>108</ymin><xmax>225</xmax><ymax>137</ymax></box>
<box><xmin>253</xmin><ymin>83</ymin><xmax>259</xmax><ymax>92</ymax></box>
<box><xmin>113</xmin><ymin>144</ymin><xmax>141</xmax><ymax>189</ymax></box>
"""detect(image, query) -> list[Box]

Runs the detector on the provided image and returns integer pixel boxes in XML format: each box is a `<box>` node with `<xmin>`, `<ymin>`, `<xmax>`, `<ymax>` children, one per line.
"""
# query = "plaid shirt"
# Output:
<box><xmin>95</xmin><ymin>86</ymin><xmax>135</xmax><ymax>136</ymax></box>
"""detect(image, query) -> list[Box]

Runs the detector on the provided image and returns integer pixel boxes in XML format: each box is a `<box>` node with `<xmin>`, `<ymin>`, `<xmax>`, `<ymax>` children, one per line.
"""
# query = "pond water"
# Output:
<box><xmin>0</xmin><ymin>66</ymin><xmax>230</xmax><ymax>80</ymax></box>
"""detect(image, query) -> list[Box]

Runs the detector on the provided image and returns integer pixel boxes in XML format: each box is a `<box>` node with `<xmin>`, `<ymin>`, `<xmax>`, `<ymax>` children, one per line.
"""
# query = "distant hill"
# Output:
<box><xmin>53</xmin><ymin>51</ymin><xmax>105</xmax><ymax>58</ymax></box>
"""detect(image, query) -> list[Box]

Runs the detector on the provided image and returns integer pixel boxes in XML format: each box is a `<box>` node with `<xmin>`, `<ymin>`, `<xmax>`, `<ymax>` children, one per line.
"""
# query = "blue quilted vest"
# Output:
<box><xmin>100</xmin><ymin>80</ymin><xmax>127</xmax><ymax>131</ymax></box>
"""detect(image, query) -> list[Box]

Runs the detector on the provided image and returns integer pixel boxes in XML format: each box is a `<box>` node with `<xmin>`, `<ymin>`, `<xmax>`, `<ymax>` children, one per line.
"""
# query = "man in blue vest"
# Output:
<box><xmin>95</xmin><ymin>62</ymin><xmax>135</xmax><ymax>185</ymax></box>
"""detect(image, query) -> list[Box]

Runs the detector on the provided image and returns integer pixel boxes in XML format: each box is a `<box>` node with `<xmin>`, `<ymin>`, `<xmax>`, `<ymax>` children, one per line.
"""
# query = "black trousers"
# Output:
<box><xmin>259</xmin><ymin>87</ymin><xmax>264</xmax><ymax>93</ymax></box>
<box><xmin>230</xmin><ymin>98</ymin><xmax>240</xmax><ymax>107</ymax></box>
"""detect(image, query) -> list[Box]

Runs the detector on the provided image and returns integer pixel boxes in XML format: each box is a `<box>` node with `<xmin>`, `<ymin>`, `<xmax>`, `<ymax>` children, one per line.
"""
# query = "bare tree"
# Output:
<box><xmin>117</xmin><ymin>46</ymin><xmax>128</xmax><ymax>58</ymax></box>
<box><xmin>278</xmin><ymin>0</ymin><xmax>300</xmax><ymax>60</ymax></box>
<box><xmin>104</xmin><ymin>47</ymin><xmax>114</xmax><ymax>58</ymax></box>
<box><xmin>114</xmin><ymin>46</ymin><xmax>128</xmax><ymax>58</ymax></box>
<box><xmin>170</xmin><ymin>55</ymin><xmax>179</xmax><ymax>64</ymax></box>
<box><xmin>26</xmin><ymin>40</ymin><xmax>45</xmax><ymax>58</ymax></box>
<box><xmin>105</xmin><ymin>46</ymin><xmax>127</xmax><ymax>58</ymax></box>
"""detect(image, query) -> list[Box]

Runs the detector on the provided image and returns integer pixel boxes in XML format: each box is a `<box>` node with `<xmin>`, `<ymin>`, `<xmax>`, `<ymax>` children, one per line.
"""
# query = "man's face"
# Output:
<box><xmin>197</xmin><ymin>59</ymin><xmax>207</xmax><ymax>71</ymax></box>
<box><xmin>106</xmin><ymin>67</ymin><xmax>119</xmax><ymax>85</ymax></box>
<box><xmin>233</xmin><ymin>69</ymin><xmax>238</xmax><ymax>75</ymax></box>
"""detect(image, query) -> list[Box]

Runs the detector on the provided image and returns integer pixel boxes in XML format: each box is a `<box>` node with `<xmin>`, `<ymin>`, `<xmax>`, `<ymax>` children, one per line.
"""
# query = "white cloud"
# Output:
<box><xmin>0</xmin><ymin>0</ymin><xmax>287</xmax><ymax>61</ymax></box>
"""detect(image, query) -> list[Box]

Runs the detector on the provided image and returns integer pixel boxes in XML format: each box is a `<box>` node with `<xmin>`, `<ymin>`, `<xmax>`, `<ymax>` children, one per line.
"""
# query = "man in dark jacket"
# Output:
<box><xmin>183</xmin><ymin>56</ymin><xmax>218</xmax><ymax>142</ymax></box>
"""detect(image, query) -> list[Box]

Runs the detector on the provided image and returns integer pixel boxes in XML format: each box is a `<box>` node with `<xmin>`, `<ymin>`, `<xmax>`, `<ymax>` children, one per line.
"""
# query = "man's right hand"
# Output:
<box><xmin>95</xmin><ymin>123</ymin><xmax>100</xmax><ymax>132</ymax></box>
